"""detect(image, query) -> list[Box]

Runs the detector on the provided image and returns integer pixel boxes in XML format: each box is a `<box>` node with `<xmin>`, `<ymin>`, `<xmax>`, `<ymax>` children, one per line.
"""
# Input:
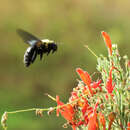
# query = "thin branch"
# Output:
<box><xmin>84</xmin><ymin>45</ymin><xmax>98</xmax><ymax>58</ymax></box>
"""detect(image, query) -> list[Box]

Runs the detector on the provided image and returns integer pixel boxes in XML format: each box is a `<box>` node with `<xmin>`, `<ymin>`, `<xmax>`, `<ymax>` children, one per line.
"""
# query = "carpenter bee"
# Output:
<box><xmin>17</xmin><ymin>29</ymin><xmax>57</xmax><ymax>67</ymax></box>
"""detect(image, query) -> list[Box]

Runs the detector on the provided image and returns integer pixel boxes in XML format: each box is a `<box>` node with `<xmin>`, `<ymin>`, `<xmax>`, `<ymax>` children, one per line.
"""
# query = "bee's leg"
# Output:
<box><xmin>31</xmin><ymin>50</ymin><xmax>38</xmax><ymax>63</ymax></box>
<box><xmin>47</xmin><ymin>50</ymin><xmax>51</xmax><ymax>55</ymax></box>
<box><xmin>52</xmin><ymin>49</ymin><xmax>56</xmax><ymax>53</ymax></box>
<box><xmin>40</xmin><ymin>52</ymin><xmax>43</xmax><ymax>60</ymax></box>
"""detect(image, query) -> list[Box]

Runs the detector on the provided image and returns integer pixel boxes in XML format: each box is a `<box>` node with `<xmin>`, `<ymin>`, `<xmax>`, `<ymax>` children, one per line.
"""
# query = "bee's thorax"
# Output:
<box><xmin>41</xmin><ymin>39</ymin><xmax>54</xmax><ymax>44</ymax></box>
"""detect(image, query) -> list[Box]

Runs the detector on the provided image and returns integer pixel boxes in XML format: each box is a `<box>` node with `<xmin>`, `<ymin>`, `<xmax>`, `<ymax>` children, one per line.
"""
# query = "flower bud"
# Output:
<box><xmin>1</xmin><ymin>112</ymin><xmax>8</xmax><ymax>129</ymax></box>
<box><xmin>47</xmin><ymin>107</ymin><xmax>55</xmax><ymax>115</ymax></box>
<box><xmin>108</xmin><ymin>112</ymin><xmax>116</xmax><ymax>122</ymax></box>
<box><xmin>35</xmin><ymin>109</ymin><xmax>43</xmax><ymax>117</ymax></box>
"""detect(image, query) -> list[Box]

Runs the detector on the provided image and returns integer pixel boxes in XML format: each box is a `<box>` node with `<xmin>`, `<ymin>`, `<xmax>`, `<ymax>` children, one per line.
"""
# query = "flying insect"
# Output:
<box><xmin>17</xmin><ymin>29</ymin><xmax>57</xmax><ymax>67</ymax></box>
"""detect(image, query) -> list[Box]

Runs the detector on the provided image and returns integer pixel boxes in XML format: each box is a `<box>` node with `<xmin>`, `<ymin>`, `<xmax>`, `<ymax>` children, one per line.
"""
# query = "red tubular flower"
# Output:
<box><xmin>56</xmin><ymin>96</ymin><xmax>74</xmax><ymax>120</ymax></box>
<box><xmin>90</xmin><ymin>80</ymin><xmax>102</xmax><ymax>91</ymax></box>
<box><xmin>56</xmin><ymin>95</ymin><xmax>64</xmax><ymax>117</ymax></box>
<box><xmin>127</xmin><ymin>122</ymin><xmax>130</xmax><ymax>130</ymax></box>
<box><xmin>76</xmin><ymin>68</ymin><xmax>93</xmax><ymax>95</ymax></box>
<box><xmin>102</xmin><ymin>31</ymin><xmax>112</xmax><ymax>55</ymax></box>
<box><xmin>128</xmin><ymin>61</ymin><xmax>130</xmax><ymax>68</ymax></box>
<box><xmin>69</xmin><ymin>91</ymin><xmax>78</xmax><ymax>102</ymax></box>
<box><xmin>105</xmin><ymin>94</ymin><xmax>109</xmax><ymax>100</ymax></box>
<box><xmin>88</xmin><ymin>112</ymin><xmax>98</xmax><ymax>130</ymax></box>
<box><xmin>82</xmin><ymin>98</ymin><xmax>89</xmax><ymax>115</ymax></box>
<box><xmin>72</xmin><ymin>125</ymin><xmax>76</xmax><ymax>130</ymax></box>
<box><xmin>88</xmin><ymin>101</ymin><xmax>99</xmax><ymax>130</ymax></box>
<box><xmin>56</xmin><ymin>96</ymin><xmax>76</xmax><ymax>130</ymax></box>
<box><xmin>106</xmin><ymin>67</ymin><xmax>115</xmax><ymax>94</ymax></box>
<box><xmin>99</xmin><ymin>112</ymin><xmax>106</xmax><ymax>130</ymax></box>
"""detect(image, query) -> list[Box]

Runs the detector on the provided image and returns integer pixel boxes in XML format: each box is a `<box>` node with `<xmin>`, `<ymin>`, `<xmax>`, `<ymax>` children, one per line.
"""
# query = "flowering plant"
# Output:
<box><xmin>1</xmin><ymin>31</ymin><xmax>130</xmax><ymax>130</ymax></box>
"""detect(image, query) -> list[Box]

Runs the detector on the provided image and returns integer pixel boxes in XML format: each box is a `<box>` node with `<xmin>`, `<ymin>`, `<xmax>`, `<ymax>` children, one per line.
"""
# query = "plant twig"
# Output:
<box><xmin>84</xmin><ymin>45</ymin><xmax>98</xmax><ymax>58</ymax></box>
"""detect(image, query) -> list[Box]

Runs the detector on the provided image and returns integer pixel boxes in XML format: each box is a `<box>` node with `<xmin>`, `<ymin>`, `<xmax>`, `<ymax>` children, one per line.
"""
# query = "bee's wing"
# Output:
<box><xmin>17</xmin><ymin>29</ymin><xmax>41</xmax><ymax>46</ymax></box>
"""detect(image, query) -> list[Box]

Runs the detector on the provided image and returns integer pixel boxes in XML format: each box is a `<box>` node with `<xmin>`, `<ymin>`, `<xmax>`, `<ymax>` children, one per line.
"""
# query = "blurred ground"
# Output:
<box><xmin>0</xmin><ymin>0</ymin><xmax>130</xmax><ymax>130</ymax></box>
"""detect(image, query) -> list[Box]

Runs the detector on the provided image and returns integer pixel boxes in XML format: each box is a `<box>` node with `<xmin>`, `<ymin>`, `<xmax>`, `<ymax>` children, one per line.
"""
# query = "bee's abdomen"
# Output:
<box><xmin>24</xmin><ymin>46</ymin><xmax>36</xmax><ymax>67</ymax></box>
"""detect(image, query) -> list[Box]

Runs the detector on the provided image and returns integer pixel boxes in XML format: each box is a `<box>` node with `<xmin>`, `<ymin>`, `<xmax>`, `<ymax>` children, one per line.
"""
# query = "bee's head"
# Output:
<box><xmin>51</xmin><ymin>43</ymin><xmax>57</xmax><ymax>52</ymax></box>
<box><xmin>41</xmin><ymin>39</ymin><xmax>57</xmax><ymax>53</ymax></box>
<box><xmin>47</xmin><ymin>42</ymin><xmax>57</xmax><ymax>54</ymax></box>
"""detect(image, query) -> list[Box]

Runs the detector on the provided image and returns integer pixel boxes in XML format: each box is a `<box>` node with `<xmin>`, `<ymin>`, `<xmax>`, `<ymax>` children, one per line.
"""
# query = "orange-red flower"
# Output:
<box><xmin>88</xmin><ymin>101</ymin><xmax>99</xmax><ymax>130</ymax></box>
<box><xmin>56</xmin><ymin>96</ymin><xmax>74</xmax><ymax>120</ymax></box>
<box><xmin>76</xmin><ymin>68</ymin><xmax>102</xmax><ymax>96</ymax></box>
<box><xmin>81</xmin><ymin>98</ymin><xmax>89</xmax><ymax>115</ymax></box>
<box><xmin>88</xmin><ymin>112</ymin><xmax>98</xmax><ymax>130</ymax></box>
<box><xmin>99</xmin><ymin>112</ymin><xmax>106</xmax><ymax>130</ymax></box>
<box><xmin>69</xmin><ymin>91</ymin><xmax>78</xmax><ymax>102</ymax></box>
<box><xmin>56</xmin><ymin>93</ymin><xmax>87</xmax><ymax>130</ymax></box>
<box><xmin>56</xmin><ymin>95</ymin><xmax>76</xmax><ymax>130</ymax></box>
<box><xmin>81</xmin><ymin>98</ymin><xmax>92</xmax><ymax>125</ymax></box>
<box><xmin>106</xmin><ymin>67</ymin><xmax>115</xmax><ymax>94</ymax></box>
<box><xmin>90</xmin><ymin>80</ymin><xmax>102</xmax><ymax>91</ymax></box>
<box><xmin>76</xmin><ymin>68</ymin><xmax>93</xmax><ymax>95</ymax></box>
<box><xmin>127</xmin><ymin>122</ymin><xmax>130</xmax><ymax>130</ymax></box>
<box><xmin>102</xmin><ymin>31</ymin><xmax>112</xmax><ymax>55</ymax></box>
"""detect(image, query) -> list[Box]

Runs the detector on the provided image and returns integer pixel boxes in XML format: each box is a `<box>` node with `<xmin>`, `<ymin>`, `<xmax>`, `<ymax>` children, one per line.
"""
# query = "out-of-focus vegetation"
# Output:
<box><xmin>0</xmin><ymin>0</ymin><xmax>129</xmax><ymax>130</ymax></box>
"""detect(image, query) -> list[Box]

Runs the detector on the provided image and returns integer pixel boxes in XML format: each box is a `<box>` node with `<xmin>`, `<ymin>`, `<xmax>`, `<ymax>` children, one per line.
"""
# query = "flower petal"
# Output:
<box><xmin>76</xmin><ymin>68</ymin><xmax>93</xmax><ymax>95</ymax></box>
<box><xmin>99</xmin><ymin>112</ymin><xmax>106</xmax><ymax>130</ymax></box>
<box><xmin>106</xmin><ymin>67</ymin><xmax>115</xmax><ymax>94</ymax></box>
<box><xmin>88</xmin><ymin>112</ymin><xmax>98</xmax><ymax>130</ymax></box>
<box><xmin>90</xmin><ymin>80</ymin><xmax>102</xmax><ymax>90</ymax></box>
<box><xmin>56</xmin><ymin>95</ymin><xmax>75</xmax><ymax>123</ymax></box>
<box><xmin>102</xmin><ymin>31</ymin><xmax>112</xmax><ymax>55</ymax></box>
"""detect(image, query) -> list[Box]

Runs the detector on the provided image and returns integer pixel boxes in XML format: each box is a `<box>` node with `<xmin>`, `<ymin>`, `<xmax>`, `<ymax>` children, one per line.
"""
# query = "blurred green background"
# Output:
<box><xmin>0</xmin><ymin>0</ymin><xmax>130</xmax><ymax>130</ymax></box>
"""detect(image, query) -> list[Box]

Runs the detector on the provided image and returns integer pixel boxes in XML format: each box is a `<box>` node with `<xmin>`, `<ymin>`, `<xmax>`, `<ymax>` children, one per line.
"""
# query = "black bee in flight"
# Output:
<box><xmin>17</xmin><ymin>29</ymin><xmax>57</xmax><ymax>67</ymax></box>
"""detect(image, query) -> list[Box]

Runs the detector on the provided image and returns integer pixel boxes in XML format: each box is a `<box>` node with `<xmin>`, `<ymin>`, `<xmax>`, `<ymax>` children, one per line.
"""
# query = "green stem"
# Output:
<box><xmin>7</xmin><ymin>108</ymin><xmax>50</xmax><ymax>114</ymax></box>
<box><xmin>6</xmin><ymin>92</ymin><xmax>89</xmax><ymax>115</ymax></box>
<box><xmin>84</xmin><ymin>45</ymin><xmax>98</xmax><ymax>58</ymax></box>
<box><xmin>45</xmin><ymin>93</ymin><xmax>56</xmax><ymax>101</ymax></box>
